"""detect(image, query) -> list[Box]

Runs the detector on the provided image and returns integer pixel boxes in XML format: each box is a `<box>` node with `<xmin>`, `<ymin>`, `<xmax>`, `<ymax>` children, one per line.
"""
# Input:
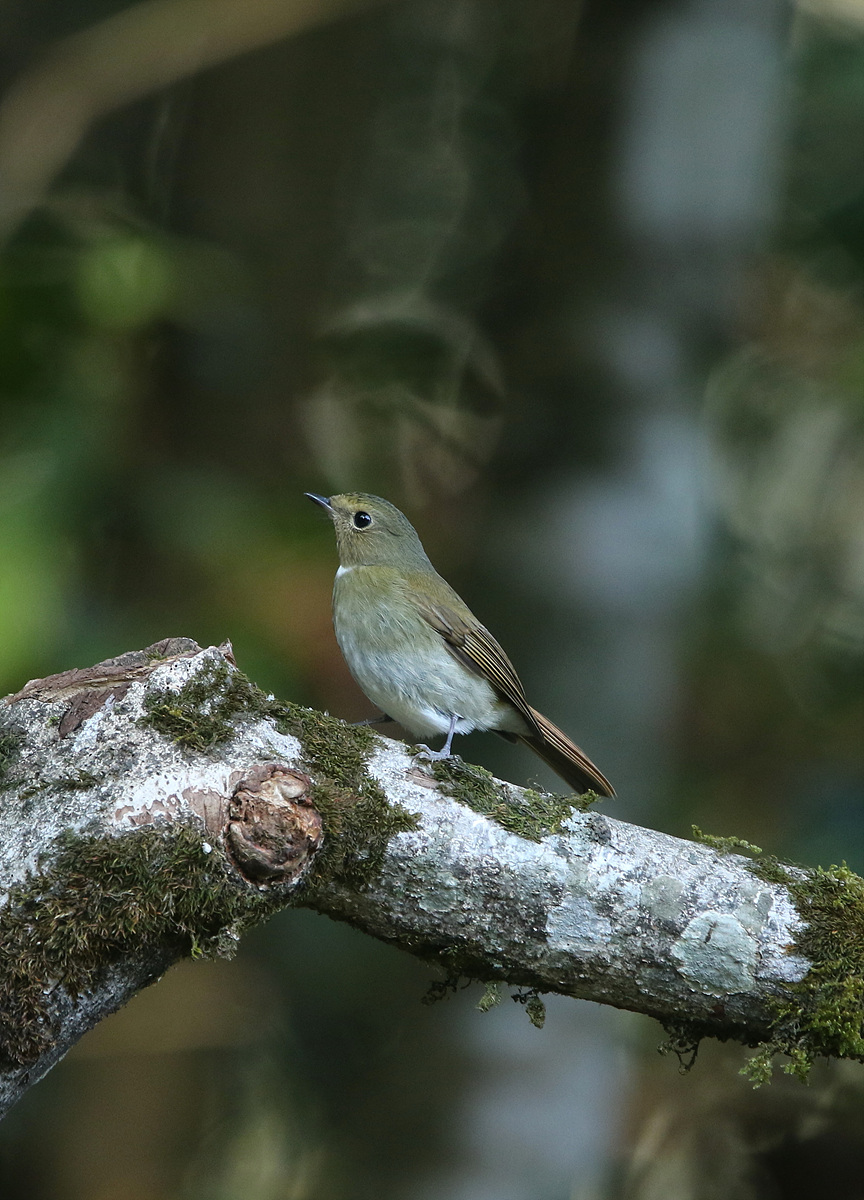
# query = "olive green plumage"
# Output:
<box><xmin>306</xmin><ymin>491</ymin><xmax>614</xmax><ymax>797</ymax></box>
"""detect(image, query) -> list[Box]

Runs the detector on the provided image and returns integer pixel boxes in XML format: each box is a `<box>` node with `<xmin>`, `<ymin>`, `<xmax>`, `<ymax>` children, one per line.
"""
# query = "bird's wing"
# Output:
<box><xmin>415</xmin><ymin>598</ymin><xmax>541</xmax><ymax>733</ymax></box>
<box><xmin>417</xmin><ymin>594</ymin><xmax>615</xmax><ymax>796</ymax></box>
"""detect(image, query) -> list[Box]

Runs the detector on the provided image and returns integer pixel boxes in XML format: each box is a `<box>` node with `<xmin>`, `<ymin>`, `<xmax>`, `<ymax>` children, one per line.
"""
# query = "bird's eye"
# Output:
<box><xmin>353</xmin><ymin>511</ymin><xmax>372</xmax><ymax>529</ymax></box>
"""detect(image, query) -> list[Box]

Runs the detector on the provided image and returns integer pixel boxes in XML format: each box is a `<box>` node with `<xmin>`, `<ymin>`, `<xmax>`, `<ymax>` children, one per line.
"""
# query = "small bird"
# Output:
<box><xmin>306</xmin><ymin>492</ymin><xmax>614</xmax><ymax>797</ymax></box>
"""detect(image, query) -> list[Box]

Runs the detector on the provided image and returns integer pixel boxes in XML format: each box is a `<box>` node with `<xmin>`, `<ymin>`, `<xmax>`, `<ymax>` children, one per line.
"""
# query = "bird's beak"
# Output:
<box><xmin>305</xmin><ymin>492</ymin><xmax>333</xmax><ymax>512</ymax></box>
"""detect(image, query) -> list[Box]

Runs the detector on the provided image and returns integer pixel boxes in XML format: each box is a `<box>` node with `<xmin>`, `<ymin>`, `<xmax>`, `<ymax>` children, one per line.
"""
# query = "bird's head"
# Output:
<box><xmin>305</xmin><ymin>492</ymin><xmax>432</xmax><ymax>569</ymax></box>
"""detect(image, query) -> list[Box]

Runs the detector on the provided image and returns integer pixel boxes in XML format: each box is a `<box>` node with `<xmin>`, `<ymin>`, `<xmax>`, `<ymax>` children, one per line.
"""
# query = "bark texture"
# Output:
<box><xmin>0</xmin><ymin>639</ymin><xmax>820</xmax><ymax>1116</ymax></box>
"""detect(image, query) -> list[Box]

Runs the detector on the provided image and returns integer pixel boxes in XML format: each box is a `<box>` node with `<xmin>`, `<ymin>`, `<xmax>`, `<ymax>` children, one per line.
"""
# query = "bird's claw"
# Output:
<box><xmin>414</xmin><ymin>744</ymin><xmax>452</xmax><ymax>764</ymax></box>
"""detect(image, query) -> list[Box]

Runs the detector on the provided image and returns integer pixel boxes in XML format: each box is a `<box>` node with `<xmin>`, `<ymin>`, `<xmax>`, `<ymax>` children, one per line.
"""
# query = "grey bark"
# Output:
<box><xmin>0</xmin><ymin>639</ymin><xmax>807</xmax><ymax>1118</ymax></box>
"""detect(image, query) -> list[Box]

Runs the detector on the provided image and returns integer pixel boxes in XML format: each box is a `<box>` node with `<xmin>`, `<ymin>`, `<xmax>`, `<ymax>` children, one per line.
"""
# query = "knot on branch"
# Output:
<box><xmin>226</xmin><ymin>764</ymin><xmax>321</xmax><ymax>883</ymax></box>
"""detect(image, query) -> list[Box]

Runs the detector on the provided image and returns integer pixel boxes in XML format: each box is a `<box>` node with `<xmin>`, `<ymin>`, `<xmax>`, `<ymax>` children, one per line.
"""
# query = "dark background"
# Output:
<box><xmin>2</xmin><ymin>0</ymin><xmax>864</xmax><ymax>1196</ymax></box>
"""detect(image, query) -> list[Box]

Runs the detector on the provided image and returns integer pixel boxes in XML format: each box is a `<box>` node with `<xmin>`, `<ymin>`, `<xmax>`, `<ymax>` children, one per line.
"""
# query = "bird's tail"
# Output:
<box><xmin>516</xmin><ymin>706</ymin><xmax>615</xmax><ymax>797</ymax></box>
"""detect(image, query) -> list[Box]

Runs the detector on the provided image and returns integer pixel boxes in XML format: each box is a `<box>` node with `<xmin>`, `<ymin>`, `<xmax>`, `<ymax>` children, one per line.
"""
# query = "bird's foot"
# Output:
<box><xmin>412</xmin><ymin>710</ymin><xmax>458</xmax><ymax>768</ymax></box>
<box><xmin>414</xmin><ymin>744</ymin><xmax>453</xmax><ymax>763</ymax></box>
<box><xmin>414</xmin><ymin>714</ymin><xmax>460</xmax><ymax>766</ymax></box>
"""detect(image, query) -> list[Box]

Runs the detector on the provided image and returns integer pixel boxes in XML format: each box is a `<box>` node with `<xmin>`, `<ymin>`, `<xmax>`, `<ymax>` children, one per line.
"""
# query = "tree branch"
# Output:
<box><xmin>0</xmin><ymin>639</ymin><xmax>859</xmax><ymax>1116</ymax></box>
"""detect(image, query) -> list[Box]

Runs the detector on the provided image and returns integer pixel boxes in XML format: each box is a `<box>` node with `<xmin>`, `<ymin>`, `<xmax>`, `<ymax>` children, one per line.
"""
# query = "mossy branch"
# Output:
<box><xmin>1</xmin><ymin>639</ymin><xmax>862</xmax><ymax>1118</ymax></box>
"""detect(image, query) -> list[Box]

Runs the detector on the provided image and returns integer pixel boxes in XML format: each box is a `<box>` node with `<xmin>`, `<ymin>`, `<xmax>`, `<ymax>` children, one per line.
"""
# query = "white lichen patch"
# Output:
<box><xmin>364</xmin><ymin>737</ymin><xmax>434</xmax><ymax>814</ymax></box>
<box><xmin>640</xmin><ymin>875</ymin><xmax>685</xmax><ymax>920</ymax></box>
<box><xmin>672</xmin><ymin>911</ymin><xmax>758</xmax><ymax>993</ymax></box>
<box><xmin>68</xmin><ymin>694</ymin><xmax>118</xmax><ymax>750</ymax></box>
<box><xmin>546</xmin><ymin>891</ymin><xmax>614</xmax><ymax>956</ymax></box>
<box><xmin>241</xmin><ymin>722</ymin><xmax>303</xmax><ymax>767</ymax></box>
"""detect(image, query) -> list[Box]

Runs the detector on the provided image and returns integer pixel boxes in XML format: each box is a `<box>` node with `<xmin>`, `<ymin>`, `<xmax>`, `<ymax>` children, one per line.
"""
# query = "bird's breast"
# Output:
<box><xmin>331</xmin><ymin>566</ymin><xmax>515</xmax><ymax>739</ymax></box>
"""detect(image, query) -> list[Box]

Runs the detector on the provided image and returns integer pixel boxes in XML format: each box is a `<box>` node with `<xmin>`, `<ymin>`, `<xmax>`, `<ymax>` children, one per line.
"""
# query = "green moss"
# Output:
<box><xmin>477</xmin><ymin>981</ymin><xmax>502</xmax><ymax>1012</ymax></box>
<box><xmin>431</xmin><ymin>757</ymin><xmax>500</xmax><ymax>807</ymax></box>
<box><xmin>0</xmin><ymin>727</ymin><xmax>22</xmax><ymax>790</ymax></box>
<box><xmin>691</xmin><ymin>826</ymin><xmax>763</xmax><ymax>856</ymax></box>
<box><xmin>658</xmin><ymin>1020</ymin><xmax>704</xmax><ymax>1072</ymax></box>
<box><xmin>274</xmin><ymin>706</ymin><xmax>419</xmax><ymax>892</ymax></box>
<box><xmin>141</xmin><ymin>657</ymin><xmax>271</xmax><ymax>751</ymax></box>
<box><xmin>54</xmin><ymin>769</ymin><xmax>103</xmax><ymax>792</ymax></box>
<box><xmin>746</xmin><ymin>853</ymin><xmax>800</xmax><ymax>888</ymax></box>
<box><xmin>275</xmin><ymin>703</ymin><xmax>376</xmax><ymax>791</ymax></box>
<box><xmin>4</xmin><ymin>769</ymin><xmax>104</xmax><ymax>804</ymax></box>
<box><xmin>740</xmin><ymin>861</ymin><xmax>864</xmax><ymax>1084</ymax></box>
<box><xmin>0</xmin><ymin>825</ymin><xmax>281</xmax><ymax>1069</ymax></box>
<box><xmin>300</xmin><ymin>780</ymin><xmax>418</xmax><ymax>892</ymax></box>
<box><xmin>426</xmin><ymin>974</ymin><xmax>546</xmax><ymax>1029</ymax></box>
<box><xmin>512</xmin><ymin>988</ymin><xmax>546</xmax><ymax>1029</ymax></box>
<box><xmin>421</xmin><ymin>974</ymin><xmax>465</xmax><ymax>1006</ymax></box>
<box><xmin>431</xmin><ymin>758</ymin><xmax>598</xmax><ymax>843</ymax></box>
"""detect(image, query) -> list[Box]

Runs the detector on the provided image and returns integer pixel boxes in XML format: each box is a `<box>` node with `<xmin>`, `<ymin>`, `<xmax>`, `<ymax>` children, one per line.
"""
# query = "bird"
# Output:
<box><xmin>306</xmin><ymin>491</ymin><xmax>614</xmax><ymax>797</ymax></box>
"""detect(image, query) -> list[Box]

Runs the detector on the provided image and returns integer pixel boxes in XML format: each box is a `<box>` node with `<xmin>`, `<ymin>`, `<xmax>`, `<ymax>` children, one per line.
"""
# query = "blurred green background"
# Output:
<box><xmin>2</xmin><ymin>0</ymin><xmax>864</xmax><ymax>1197</ymax></box>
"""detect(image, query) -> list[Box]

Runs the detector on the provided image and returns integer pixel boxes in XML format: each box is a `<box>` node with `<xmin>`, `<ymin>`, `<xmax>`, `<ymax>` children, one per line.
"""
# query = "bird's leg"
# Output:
<box><xmin>351</xmin><ymin>712</ymin><xmax>394</xmax><ymax>727</ymax></box>
<box><xmin>415</xmin><ymin>713</ymin><xmax>460</xmax><ymax>763</ymax></box>
<box><xmin>439</xmin><ymin>712</ymin><xmax>459</xmax><ymax>756</ymax></box>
